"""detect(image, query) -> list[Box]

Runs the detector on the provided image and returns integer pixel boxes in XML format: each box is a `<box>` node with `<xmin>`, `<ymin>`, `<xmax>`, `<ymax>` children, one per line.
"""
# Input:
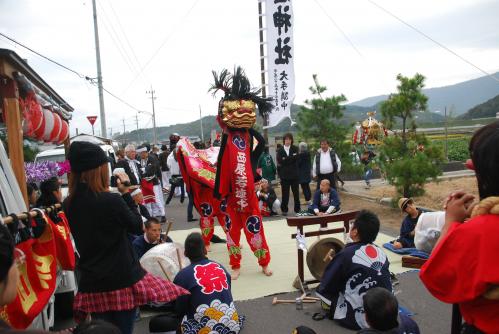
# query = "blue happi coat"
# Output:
<box><xmin>316</xmin><ymin>242</ymin><xmax>392</xmax><ymax>330</ymax></box>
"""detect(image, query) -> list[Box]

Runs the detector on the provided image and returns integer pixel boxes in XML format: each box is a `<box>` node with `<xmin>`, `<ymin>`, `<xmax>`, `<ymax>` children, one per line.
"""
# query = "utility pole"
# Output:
<box><xmin>135</xmin><ymin>113</ymin><xmax>141</xmax><ymax>143</ymax></box>
<box><xmin>199</xmin><ymin>105</ymin><xmax>204</xmax><ymax>143</ymax></box>
<box><xmin>91</xmin><ymin>0</ymin><xmax>107</xmax><ymax>138</ymax></box>
<box><xmin>122</xmin><ymin>118</ymin><xmax>126</xmax><ymax>135</ymax></box>
<box><xmin>108</xmin><ymin>128</ymin><xmax>112</xmax><ymax>138</ymax></box>
<box><xmin>258</xmin><ymin>0</ymin><xmax>268</xmax><ymax>142</ymax></box>
<box><xmin>146</xmin><ymin>87</ymin><xmax>158</xmax><ymax>146</ymax></box>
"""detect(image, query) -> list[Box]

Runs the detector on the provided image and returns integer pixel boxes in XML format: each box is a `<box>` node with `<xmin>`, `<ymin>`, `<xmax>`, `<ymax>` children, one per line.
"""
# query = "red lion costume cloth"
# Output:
<box><xmin>176</xmin><ymin>139</ymin><xmax>229</xmax><ymax>247</ymax></box>
<box><xmin>210</xmin><ymin>67</ymin><xmax>273</xmax><ymax>274</ymax></box>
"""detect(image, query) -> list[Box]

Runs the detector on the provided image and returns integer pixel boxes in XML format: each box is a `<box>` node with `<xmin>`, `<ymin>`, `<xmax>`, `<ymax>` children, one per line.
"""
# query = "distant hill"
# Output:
<box><xmin>459</xmin><ymin>94</ymin><xmax>499</xmax><ymax>120</ymax></box>
<box><xmin>350</xmin><ymin>72</ymin><xmax>499</xmax><ymax>115</ymax></box>
<box><xmin>116</xmin><ymin>101</ymin><xmax>444</xmax><ymax>143</ymax></box>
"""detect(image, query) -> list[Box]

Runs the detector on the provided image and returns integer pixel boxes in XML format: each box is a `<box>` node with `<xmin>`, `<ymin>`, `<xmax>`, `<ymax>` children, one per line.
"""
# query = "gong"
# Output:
<box><xmin>306</xmin><ymin>237</ymin><xmax>345</xmax><ymax>280</ymax></box>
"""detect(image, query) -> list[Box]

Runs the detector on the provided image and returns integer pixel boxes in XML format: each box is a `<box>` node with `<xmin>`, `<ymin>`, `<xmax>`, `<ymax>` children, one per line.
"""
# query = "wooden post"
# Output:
<box><xmin>0</xmin><ymin>76</ymin><xmax>28</xmax><ymax>206</ymax></box>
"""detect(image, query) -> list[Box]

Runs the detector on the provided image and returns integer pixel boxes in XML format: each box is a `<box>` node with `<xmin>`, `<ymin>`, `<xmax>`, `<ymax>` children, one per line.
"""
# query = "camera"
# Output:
<box><xmin>111</xmin><ymin>168</ymin><xmax>131</xmax><ymax>188</ymax></box>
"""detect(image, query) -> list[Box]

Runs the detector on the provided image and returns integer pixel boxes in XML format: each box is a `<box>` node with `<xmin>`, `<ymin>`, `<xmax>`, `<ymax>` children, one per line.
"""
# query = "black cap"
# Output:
<box><xmin>68</xmin><ymin>141</ymin><xmax>109</xmax><ymax>173</ymax></box>
<box><xmin>0</xmin><ymin>224</ymin><xmax>14</xmax><ymax>282</ymax></box>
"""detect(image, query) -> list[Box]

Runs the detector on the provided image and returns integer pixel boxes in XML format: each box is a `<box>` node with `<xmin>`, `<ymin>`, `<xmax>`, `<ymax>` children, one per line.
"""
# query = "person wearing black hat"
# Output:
<box><xmin>64</xmin><ymin>141</ymin><xmax>187</xmax><ymax>334</ymax></box>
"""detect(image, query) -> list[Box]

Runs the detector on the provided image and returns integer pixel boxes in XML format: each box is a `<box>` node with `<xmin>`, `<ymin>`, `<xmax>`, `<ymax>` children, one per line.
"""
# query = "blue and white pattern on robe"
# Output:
<box><xmin>316</xmin><ymin>242</ymin><xmax>392</xmax><ymax>330</ymax></box>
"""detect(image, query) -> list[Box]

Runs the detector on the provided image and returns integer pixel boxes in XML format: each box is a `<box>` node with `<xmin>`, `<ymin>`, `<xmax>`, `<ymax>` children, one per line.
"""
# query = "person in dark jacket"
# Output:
<box><xmin>317</xmin><ymin>210</ymin><xmax>391</xmax><ymax>330</ymax></box>
<box><xmin>158</xmin><ymin>144</ymin><xmax>170</xmax><ymax>188</ymax></box>
<box><xmin>257</xmin><ymin>179</ymin><xmax>280</xmax><ymax>216</ymax></box>
<box><xmin>115</xmin><ymin>144</ymin><xmax>142</xmax><ymax>186</ymax></box>
<box><xmin>36</xmin><ymin>177</ymin><xmax>62</xmax><ymax>208</ymax></box>
<box><xmin>358</xmin><ymin>287</ymin><xmax>420</xmax><ymax>334</ymax></box>
<box><xmin>308</xmin><ymin>179</ymin><xmax>341</xmax><ymax>215</ymax></box>
<box><xmin>297</xmin><ymin>142</ymin><xmax>312</xmax><ymax>204</ymax></box>
<box><xmin>393</xmin><ymin>198</ymin><xmax>421</xmax><ymax>249</ymax></box>
<box><xmin>276</xmin><ymin>133</ymin><xmax>300</xmax><ymax>214</ymax></box>
<box><xmin>64</xmin><ymin>141</ymin><xmax>187</xmax><ymax>334</ymax></box>
<box><xmin>133</xmin><ymin>217</ymin><xmax>172</xmax><ymax>259</ymax></box>
<box><xmin>138</xmin><ymin>145</ymin><xmax>166</xmax><ymax>220</ymax></box>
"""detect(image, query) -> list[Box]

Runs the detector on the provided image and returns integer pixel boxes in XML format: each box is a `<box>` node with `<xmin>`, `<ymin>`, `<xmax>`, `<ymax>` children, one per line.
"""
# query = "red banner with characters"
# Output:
<box><xmin>46</xmin><ymin>211</ymin><xmax>75</xmax><ymax>270</ymax></box>
<box><xmin>0</xmin><ymin>222</ymin><xmax>57</xmax><ymax>329</ymax></box>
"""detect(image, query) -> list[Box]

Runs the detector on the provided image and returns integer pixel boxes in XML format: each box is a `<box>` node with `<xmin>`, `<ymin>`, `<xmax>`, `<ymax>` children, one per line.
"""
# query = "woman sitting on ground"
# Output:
<box><xmin>420</xmin><ymin>121</ymin><xmax>499</xmax><ymax>334</ymax></box>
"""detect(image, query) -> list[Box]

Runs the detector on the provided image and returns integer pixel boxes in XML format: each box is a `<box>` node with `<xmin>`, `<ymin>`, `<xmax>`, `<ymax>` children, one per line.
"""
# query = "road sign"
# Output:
<box><xmin>87</xmin><ymin>116</ymin><xmax>98</xmax><ymax>126</ymax></box>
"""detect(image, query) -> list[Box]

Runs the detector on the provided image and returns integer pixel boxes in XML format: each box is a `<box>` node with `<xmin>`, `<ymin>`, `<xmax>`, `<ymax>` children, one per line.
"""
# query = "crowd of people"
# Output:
<box><xmin>3</xmin><ymin>121</ymin><xmax>499</xmax><ymax>334</ymax></box>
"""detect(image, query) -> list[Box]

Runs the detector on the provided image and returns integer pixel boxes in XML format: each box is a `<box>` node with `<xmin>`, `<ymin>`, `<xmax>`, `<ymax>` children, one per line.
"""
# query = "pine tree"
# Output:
<box><xmin>296</xmin><ymin>74</ymin><xmax>351</xmax><ymax>166</ymax></box>
<box><xmin>379</xmin><ymin>74</ymin><xmax>444</xmax><ymax>198</ymax></box>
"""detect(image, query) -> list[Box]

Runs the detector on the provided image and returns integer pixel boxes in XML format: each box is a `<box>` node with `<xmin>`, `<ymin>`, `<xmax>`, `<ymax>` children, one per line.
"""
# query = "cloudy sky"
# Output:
<box><xmin>1</xmin><ymin>0</ymin><xmax>498</xmax><ymax>137</ymax></box>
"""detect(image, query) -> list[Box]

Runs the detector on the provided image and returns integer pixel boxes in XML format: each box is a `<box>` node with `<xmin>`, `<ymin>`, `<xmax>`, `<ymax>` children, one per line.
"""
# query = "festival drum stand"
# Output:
<box><xmin>286</xmin><ymin>211</ymin><xmax>359</xmax><ymax>287</ymax></box>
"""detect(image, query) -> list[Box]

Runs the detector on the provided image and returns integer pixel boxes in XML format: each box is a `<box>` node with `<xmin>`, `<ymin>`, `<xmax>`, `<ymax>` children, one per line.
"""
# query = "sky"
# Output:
<box><xmin>1</xmin><ymin>0</ymin><xmax>498</xmax><ymax>137</ymax></box>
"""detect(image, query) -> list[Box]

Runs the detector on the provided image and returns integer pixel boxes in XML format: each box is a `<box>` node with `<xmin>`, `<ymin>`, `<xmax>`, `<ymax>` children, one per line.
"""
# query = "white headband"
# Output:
<box><xmin>136</xmin><ymin>147</ymin><xmax>147</xmax><ymax>153</ymax></box>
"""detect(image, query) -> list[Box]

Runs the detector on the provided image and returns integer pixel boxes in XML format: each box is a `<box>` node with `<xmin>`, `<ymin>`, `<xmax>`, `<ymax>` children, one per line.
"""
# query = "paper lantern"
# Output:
<box><xmin>32</xmin><ymin>103</ymin><xmax>45</xmax><ymax>141</ymax></box>
<box><xmin>57</xmin><ymin>120</ymin><xmax>69</xmax><ymax>143</ymax></box>
<box><xmin>49</xmin><ymin>112</ymin><xmax>62</xmax><ymax>142</ymax></box>
<box><xmin>42</xmin><ymin>109</ymin><xmax>55</xmax><ymax>142</ymax></box>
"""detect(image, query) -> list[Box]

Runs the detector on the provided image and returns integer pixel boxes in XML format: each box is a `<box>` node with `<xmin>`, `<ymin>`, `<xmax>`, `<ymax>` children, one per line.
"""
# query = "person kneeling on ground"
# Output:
<box><xmin>316</xmin><ymin>210</ymin><xmax>391</xmax><ymax>330</ymax></box>
<box><xmin>308</xmin><ymin>179</ymin><xmax>341</xmax><ymax>216</ymax></box>
<box><xmin>358</xmin><ymin>287</ymin><xmax>420</xmax><ymax>334</ymax></box>
<box><xmin>257</xmin><ymin>179</ymin><xmax>281</xmax><ymax>216</ymax></box>
<box><xmin>133</xmin><ymin>217</ymin><xmax>172</xmax><ymax>259</ymax></box>
<box><xmin>392</xmin><ymin>198</ymin><xmax>421</xmax><ymax>249</ymax></box>
<box><xmin>173</xmin><ymin>232</ymin><xmax>243</xmax><ymax>334</ymax></box>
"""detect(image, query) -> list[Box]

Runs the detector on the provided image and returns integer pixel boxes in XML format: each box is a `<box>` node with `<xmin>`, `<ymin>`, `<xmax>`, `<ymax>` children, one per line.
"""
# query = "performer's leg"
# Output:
<box><xmin>225</xmin><ymin>209</ymin><xmax>243</xmax><ymax>278</ymax></box>
<box><xmin>200</xmin><ymin>217</ymin><xmax>215</xmax><ymax>249</ymax></box>
<box><xmin>291</xmin><ymin>181</ymin><xmax>301</xmax><ymax>213</ymax></box>
<box><xmin>241</xmin><ymin>212</ymin><xmax>271</xmax><ymax>270</ymax></box>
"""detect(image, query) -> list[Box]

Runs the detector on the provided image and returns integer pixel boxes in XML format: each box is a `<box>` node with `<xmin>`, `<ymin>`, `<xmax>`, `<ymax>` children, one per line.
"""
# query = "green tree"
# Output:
<box><xmin>296</xmin><ymin>74</ymin><xmax>353</xmax><ymax>169</ymax></box>
<box><xmin>379</xmin><ymin>74</ymin><xmax>444</xmax><ymax>198</ymax></box>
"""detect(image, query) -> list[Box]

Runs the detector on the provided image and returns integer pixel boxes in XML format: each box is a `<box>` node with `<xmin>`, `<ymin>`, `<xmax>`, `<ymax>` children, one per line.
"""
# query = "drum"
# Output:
<box><xmin>140</xmin><ymin>242</ymin><xmax>190</xmax><ymax>281</ymax></box>
<box><xmin>306</xmin><ymin>237</ymin><xmax>345</xmax><ymax>280</ymax></box>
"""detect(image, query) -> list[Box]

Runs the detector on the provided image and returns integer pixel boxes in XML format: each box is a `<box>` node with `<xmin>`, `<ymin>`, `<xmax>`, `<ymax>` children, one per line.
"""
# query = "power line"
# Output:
<box><xmin>96</xmin><ymin>0</ymin><xmax>139</xmax><ymax>77</ymax></box>
<box><xmin>121</xmin><ymin>0</ymin><xmax>201</xmax><ymax>94</ymax></box>
<box><xmin>366</xmin><ymin>0</ymin><xmax>499</xmax><ymax>83</ymax></box>
<box><xmin>107</xmin><ymin>0</ymin><xmax>147</xmax><ymax>83</ymax></box>
<box><xmin>313</xmin><ymin>0</ymin><xmax>363</xmax><ymax>58</ymax></box>
<box><xmin>0</xmin><ymin>32</ymin><xmax>144</xmax><ymax>113</ymax></box>
<box><xmin>0</xmin><ymin>32</ymin><xmax>87</xmax><ymax>79</ymax></box>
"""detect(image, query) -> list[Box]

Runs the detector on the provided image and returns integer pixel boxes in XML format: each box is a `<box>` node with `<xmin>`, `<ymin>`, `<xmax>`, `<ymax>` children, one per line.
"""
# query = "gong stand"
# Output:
<box><xmin>287</xmin><ymin>210</ymin><xmax>359</xmax><ymax>286</ymax></box>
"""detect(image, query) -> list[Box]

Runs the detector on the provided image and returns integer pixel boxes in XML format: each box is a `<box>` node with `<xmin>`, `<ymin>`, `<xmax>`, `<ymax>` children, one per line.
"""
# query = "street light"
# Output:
<box><xmin>139</xmin><ymin>110</ymin><xmax>157</xmax><ymax>146</ymax></box>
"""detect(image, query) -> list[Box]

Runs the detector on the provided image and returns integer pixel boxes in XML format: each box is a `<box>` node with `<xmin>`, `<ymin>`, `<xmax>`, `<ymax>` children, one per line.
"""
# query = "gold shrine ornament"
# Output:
<box><xmin>220</xmin><ymin>99</ymin><xmax>256</xmax><ymax>129</ymax></box>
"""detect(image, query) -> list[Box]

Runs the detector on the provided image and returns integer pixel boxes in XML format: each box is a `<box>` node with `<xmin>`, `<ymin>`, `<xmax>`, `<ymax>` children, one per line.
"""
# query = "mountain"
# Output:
<box><xmin>459</xmin><ymin>94</ymin><xmax>499</xmax><ymax>120</ymax></box>
<box><xmin>350</xmin><ymin>72</ymin><xmax>499</xmax><ymax>115</ymax></box>
<box><xmin>116</xmin><ymin>102</ymin><xmax>444</xmax><ymax>142</ymax></box>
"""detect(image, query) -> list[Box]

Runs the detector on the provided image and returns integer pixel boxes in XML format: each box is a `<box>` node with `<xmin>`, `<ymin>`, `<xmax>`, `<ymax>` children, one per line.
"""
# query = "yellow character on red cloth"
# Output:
<box><xmin>210</xmin><ymin>67</ymin><xmax>274</xmax><ymax>278</ymax></box>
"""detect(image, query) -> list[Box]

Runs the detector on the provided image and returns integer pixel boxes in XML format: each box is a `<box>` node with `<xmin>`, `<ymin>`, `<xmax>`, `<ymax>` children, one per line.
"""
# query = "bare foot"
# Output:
<box><xmin>231</xmin><ymin>269</ymin><xmax>240</xmax><ymax>280</ymax></box>
<box><xmin>262</xmin><ymin>266</ymin><xmax>273</xmax><ymax>277</ymax></box>
<box><xmin>205</xmin><ymin>244</ymin><xmax>211</xmax><ymax>252</ymax></box>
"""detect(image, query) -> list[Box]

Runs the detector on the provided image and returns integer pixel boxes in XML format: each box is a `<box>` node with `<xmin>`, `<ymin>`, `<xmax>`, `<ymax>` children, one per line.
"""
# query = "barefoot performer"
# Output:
<box><xmin>210</xmin><ymin>66</ymin><xmax>273</xmax><ymax>279</ymax></box>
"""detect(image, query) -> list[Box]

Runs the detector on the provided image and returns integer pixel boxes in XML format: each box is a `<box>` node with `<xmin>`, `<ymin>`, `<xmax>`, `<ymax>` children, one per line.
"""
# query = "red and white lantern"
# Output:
<box><xmin>57</xmin><ymin>120</ymin><xmax>69</xmax><ymax>143</ymax></box>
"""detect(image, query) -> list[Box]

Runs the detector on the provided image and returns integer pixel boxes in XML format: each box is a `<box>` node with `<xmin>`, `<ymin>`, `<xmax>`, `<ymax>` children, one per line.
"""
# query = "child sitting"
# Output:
<box><xmin>308</xmin><ymin>179</ymin><xmax>341</xmax><ymax>216</ymax></box>
<box><xmin>257</xmin><ymin>179</ymin><xmax>280</xmax><ymax>216</ymax></box>
<box><xmin>393</xmin><ymin>198</ymin><xmax>421</xmax><ymax>249</ymax></box>
<box><xmin>316</xmin><ymin>210</ymin><xmax>391</xmax><ymax>330</ymax></box>
<box><xmin>358</xmin><ymin>287</ymin><xmax>420</xmax><ymax>333</ymax></box>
